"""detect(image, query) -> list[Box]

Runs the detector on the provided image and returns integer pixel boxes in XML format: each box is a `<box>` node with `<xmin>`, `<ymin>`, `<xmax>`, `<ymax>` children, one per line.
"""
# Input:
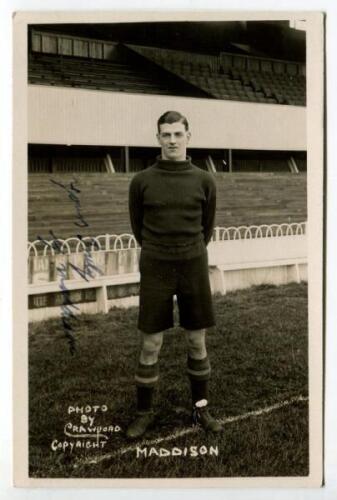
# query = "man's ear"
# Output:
<box><xmin>186</xmin><ymin>131</ymin><xmax>191</xmax><ymax>143</ymax></box>
<box><xmin>156</xmin><ymin>133</ymin><xmax>161</xmax><ymax>145</ymax></box>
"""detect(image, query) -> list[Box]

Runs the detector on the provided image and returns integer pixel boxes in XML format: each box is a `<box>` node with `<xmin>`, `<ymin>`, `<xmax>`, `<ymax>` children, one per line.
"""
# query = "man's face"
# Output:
<box><xmin>157</xmin><ymin>121</ymin><xmax>191</xmax><ymax>161</ymax></box>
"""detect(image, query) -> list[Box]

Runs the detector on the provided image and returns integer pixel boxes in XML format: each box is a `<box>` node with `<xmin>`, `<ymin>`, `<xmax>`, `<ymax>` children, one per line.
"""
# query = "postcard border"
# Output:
<box><xmin>13</xmin><ymin>9</ymin><xmax>324</xmax><ymax>488</ymax></box>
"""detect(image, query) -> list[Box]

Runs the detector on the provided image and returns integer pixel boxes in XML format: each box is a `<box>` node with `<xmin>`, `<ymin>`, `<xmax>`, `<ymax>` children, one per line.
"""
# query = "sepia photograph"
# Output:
<box><xmin>12</xmin><ymin>10</ymin><xmax>324</xmax><ymax>487</ymax></box>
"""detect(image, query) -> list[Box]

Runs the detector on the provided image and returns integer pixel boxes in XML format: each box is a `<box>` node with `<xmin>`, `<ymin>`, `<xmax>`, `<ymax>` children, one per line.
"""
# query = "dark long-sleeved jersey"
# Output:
<box><xmin>128</xmin><ymin>156</ymin><xmax>216</xmax><ymax>260</ymax></box>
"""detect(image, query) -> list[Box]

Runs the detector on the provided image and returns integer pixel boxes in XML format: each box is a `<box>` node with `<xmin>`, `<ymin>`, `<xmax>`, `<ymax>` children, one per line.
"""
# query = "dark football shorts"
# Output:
<box><xmin>138</xmin><ymin>250</ymin><xmax>215</xmax><ymax>334</ymax></box>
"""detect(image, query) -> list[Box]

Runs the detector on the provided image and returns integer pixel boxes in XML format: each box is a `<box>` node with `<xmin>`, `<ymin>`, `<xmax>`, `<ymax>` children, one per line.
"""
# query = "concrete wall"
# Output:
<box><xmin>28</xmin><ymin>85</ymin><xmax>306</xmax><ymax>151</ymax></box>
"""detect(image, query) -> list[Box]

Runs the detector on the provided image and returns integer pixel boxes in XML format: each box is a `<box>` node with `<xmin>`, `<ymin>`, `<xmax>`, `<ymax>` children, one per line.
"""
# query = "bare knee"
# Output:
<box><xmin>140</xmin><ymin>331</ymin><xmax>163</xmax><ymax>364</ymax></box>
<box><xmin>186</xmin><ymin>329</ymin><xmax>207</xmax><ymax>359</ymax></box>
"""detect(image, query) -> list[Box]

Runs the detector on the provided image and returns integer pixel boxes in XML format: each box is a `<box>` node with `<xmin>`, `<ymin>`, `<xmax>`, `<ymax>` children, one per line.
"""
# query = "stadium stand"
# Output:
<box><xmin>28</xmin><ymin>172</ymin><xmax>307</xmax><ymax>242</ymax></box>
<box><xmin>27</xmin><ymin>25</ymin><xmax>307</xmax><ymax>240</ymax></box>
<box><xmin>126</xmin><ymin>44</ymin><xmax>305</xmax><ymax>106</ymax></box>
<box><xmin>28</xmin><ymin>145</ymin><xmax>306</xmax><ymax>175</ymax></box>
<box><xmin>29</xmin><ymin>29</ymin><xmax>306</xmax><ymax>106</ymax></box>
<box><xmin>28</xmin><ymin>52</ymin><xmax>207</xmax><ymax>97</ymax></box>
<box><xmin>27</xmin><ymin>22</ymin><xmax>308</xmax><ymax>319</ymax></box>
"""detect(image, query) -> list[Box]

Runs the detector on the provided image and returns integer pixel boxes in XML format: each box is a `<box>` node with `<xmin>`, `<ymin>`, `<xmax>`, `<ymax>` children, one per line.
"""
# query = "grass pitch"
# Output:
<box><xmin>29</xmin><ymin>282</ymin><xmax>308</xmax><ymax>478</ymax></box>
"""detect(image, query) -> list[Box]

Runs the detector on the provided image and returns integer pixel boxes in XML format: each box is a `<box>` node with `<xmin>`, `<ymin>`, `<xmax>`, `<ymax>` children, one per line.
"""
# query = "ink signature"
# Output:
<box><xmin>36</xmin><ymin>178</ymin><xmax>104</xmax><ymax>355</ymax></box>
<box><xmin>50</xmin><ymin>178</ymin><xmax>89</xmax><ymax>228</ymax></box>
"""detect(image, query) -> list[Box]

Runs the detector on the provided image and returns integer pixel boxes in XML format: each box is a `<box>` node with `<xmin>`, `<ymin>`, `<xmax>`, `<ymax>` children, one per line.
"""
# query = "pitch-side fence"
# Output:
<box><xmin>28</xmin><ymin>222</ymin><xmax>307</xmax><ymax>322</ymax></box>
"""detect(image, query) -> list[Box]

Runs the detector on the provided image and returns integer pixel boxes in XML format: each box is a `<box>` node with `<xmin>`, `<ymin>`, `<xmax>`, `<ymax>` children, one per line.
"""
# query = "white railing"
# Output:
<box><xmin>28</xmin><ymin>222</ymin><xmax>307</xmax><ymax>256</ymax></box>
<box><xmin>212</xmin><ymin>222</ymin><xmax>306</xmax><ymax>242</ymax></box>
<box><xmin>207</xmin><ymin>222</ymin><xmax>307</xmax><ymax>294</ymax></box>
<box><xmin>28</xmin><ymin>233</ymin><xmax>138</xmax><ymax>257</ymax></box>
<box><xmin>27</xmin><ymin>222</ymin><xmax>307</xmax><ymax>322</ymax></box>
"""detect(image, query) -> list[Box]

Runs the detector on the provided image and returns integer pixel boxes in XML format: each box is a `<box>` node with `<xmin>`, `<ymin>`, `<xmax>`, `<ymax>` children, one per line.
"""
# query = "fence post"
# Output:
<box><xmin>96</xmin><ymin>285</ymin><xmax>109</xmax><ymax>314</ymax></box>
<box><xmin>220</xmin><ymin>269</ymin><xmax>227</xmax><ymax>295</ymax></box>
<box><xmin>295</xmin><ymin>263</ymin><xmax>301</xmax><ymax>283</ymax></box>
<box><xmin>214</xmin><ymin>227</ymin><xmax>220</xmax><ymax>242</ymax></box>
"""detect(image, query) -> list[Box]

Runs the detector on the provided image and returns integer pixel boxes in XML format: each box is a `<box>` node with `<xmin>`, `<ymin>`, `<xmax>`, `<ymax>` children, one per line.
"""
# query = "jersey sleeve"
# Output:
<box><xmin>128</xmin><ymin>174</ymin><xmax>144</xmax><ymax>246</ymax></box>
<box><xmin>202</xmin><ymin>174</ymin><xmax>217</xmax><ymax>245</ymax></box>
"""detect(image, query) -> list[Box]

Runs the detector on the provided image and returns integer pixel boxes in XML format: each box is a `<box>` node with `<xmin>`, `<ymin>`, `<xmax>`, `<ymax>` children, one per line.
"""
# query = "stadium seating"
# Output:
<box><xmin>28</xmin><ymin>52</ymin><xmax>205</xmax><ymax>98</ymax></box>
<box><xmin>28</xmin><ymin>173</ymin><xmax>307</xmax><ymax>242</ymax></box>
<box><xmin>28</xmin><ymin>30</ymin><xmax>306</xmax><ymax>106</ymax></box>
<box><xmin>126</xmin><ymin>44</ymin><xmax>305</xmax><ymax>106</ymax></box>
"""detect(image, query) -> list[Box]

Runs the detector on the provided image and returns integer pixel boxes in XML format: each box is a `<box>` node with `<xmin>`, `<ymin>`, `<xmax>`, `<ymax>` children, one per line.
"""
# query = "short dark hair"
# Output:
<box><xmin>157</xmin><ymin>111</ymin><xmax>189</xmax><ymax>133</ymax></box>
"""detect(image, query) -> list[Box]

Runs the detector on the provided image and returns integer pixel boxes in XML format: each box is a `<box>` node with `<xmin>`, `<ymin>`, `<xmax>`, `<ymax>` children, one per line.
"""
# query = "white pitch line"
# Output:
<box><xmin>77</xmin><ymin>394</ymin><xmax>308</xmax><ymax>467</ymax></box>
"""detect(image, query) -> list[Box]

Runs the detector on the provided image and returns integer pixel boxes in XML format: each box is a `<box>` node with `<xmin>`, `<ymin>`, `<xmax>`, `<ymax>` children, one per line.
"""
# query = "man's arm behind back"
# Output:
<box><xmin>202</xmin><ymin>172</ymin><xmax>217</xmax><ymax>245</ymax></box>
<box><xmin>128</xmin><ymin>173</ymin><xmax>144</xmax><ymax>246</ymax></box>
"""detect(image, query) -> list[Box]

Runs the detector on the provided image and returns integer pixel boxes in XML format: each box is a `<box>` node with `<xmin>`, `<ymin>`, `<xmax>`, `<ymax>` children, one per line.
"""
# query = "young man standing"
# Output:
<box><xmin>127</xmin><ymin>110</ymin><xmax>221</xmax><ymax>439</ymax></box>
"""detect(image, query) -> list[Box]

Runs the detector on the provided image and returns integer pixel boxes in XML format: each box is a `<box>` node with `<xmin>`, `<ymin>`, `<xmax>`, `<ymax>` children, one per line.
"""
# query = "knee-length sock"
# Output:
<box><xmin>135</xmin><ymin>361</ymin><xmax>159</xmax><ymax>412</ymax></box>
<box><xmin>187</xmin><ymin>356</ymin><xmax>211</xmax><ymax>405</ymax></box>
